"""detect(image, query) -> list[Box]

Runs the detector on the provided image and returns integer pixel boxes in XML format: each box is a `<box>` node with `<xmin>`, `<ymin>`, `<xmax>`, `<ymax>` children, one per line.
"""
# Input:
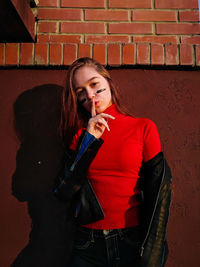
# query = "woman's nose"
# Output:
<box><xmin>86</xmin><ymin>89</ymin><xmax>95</xmax><ymax>100</ymax></box>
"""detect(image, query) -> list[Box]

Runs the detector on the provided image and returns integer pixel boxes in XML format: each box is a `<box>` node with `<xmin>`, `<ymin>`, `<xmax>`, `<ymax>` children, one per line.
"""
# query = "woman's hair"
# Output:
<box><xmin>61</xmin><ymin>57</ymin><xmax>128</xmax><ymax>145</ymax></box>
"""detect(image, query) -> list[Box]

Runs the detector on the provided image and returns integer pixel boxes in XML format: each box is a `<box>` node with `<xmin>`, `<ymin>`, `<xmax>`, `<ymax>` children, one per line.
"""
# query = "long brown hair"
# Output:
<box><xmin>61</xmin><ymin>57</ymin><xmax>128</xmax><ymax>146</ymax></box>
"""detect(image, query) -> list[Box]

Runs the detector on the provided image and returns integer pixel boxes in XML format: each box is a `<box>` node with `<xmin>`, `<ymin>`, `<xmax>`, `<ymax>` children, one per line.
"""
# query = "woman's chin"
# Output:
<box><xmin>95</xmin><ymin>106</ymin><xmax>104</xmax><ymax>114</ymax></box>
<box><xmin>96</xmin><ymin>102</ymin><xmax>112</xmax><ymax>114</ymax></box>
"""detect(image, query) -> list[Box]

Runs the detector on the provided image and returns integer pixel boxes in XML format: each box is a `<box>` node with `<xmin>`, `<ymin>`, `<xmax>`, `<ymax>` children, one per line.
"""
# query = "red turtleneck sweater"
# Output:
<box><xmin>70</xmin><ymin>104</ymin><xmax>161</xmax><ymax>229</ymax></box>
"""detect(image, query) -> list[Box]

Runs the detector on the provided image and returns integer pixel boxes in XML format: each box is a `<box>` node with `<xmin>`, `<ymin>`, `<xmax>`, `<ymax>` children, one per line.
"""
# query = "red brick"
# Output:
<box><xmin>179</xmin><ymin>11</ymin><xmax>199</xmax><ymax>22</ymax></box>
<box><xmin>61</xmin><ymin>0</ymin><xmax>105</xmax><ymax>8</ymax></box>
<box><xmin>180</xmin><ymin>44</ymin><xmax>194</xmax><ymax>65</ymax></box>
<box><xmin>122</xmin><ymin>44</ymin><xmax>135</xmax><ymax>65</ymax></box>
<box><xmin>0</xmin><ymin>44</ymin><xmax>5</xmax><ymax>65</ymax></box>
<box><xmin>20</xmin><ymin>43</ymin><xmax>34</xmax><ymax>65</ymax></box>
<box><xmin>35</xmin><ymin>43</ymin><xmax>48</xmax><ymax>65</ymax></box>
<box><xmin>181</xmin><ymin>36</ymin><xmax>200</xmax><ymax>44</ymax></box>
<box><xmin>109</xmin><ymin>23</ymin><xmax>152</xmax><ymax>34</ymax></box>
<box><xmin>85</xmin><ymin>35</ymin><xmax>129</xmax><ymax>43</ymax></box>
<box><xmin>61</xmin><ymin>22</ymin><xmax>105</xmax><ymax>34</ymax></box>
<box><xmin>155</xmin><ymin>0</ymin><xmax>198</xmax><ymax>8</ymax></box>
<box><xmin>38</xmin><ymin>0</ymin><xmax>58</xmax><ymax>7</ymax></box>
<box><xmin>64</xmin><ymin>44</ymin><xmax>77</xmax><ymax>65</ymax></box>
<box><xmin>49</xmin><ymin>44</ymin><xmax>62</xmax><ymax>65</ymax></box>
<box><xmin>38</xmin><ymin>21</ymin><xmax>57</xmax><ymax>33</ymax></box>
<box><xmin>93</xmin><ymin>44</ymin><xmax>106</xmax><ymax>65</ymax></box>
<box><xmin>165</xmin><ymin>44</ymin><xmax>179</xmax><ymax>65</ymax></box>
<box><xmin>78</xmin><ymin>44</ymin><xmax>91</xmax><ymax>58</ymax></box>
<box><xmin>37</xmin><ymin>34</ymin><xmax>82</xmax><ymax>43</ymax></box>
<box><xmin>85</xmin><ymin>10</ymin><xmax>129</xmax><ymax>21</ymax></box>
<box><xmin>195</xmin><ymin>45</ymin><xmax>200</xmax><ymax>66</ymax></box>
<box><xmin>109</xmin><ymin>0</ymin><xmax>152</xmax><ymax>8</ymax></box>
<box><xmin>6</xmin><ymin>44</ymin><xmax>18</xmax><ymax>65</ymax></box>
<box><xmin>151</xmin><ymin>44</ymin><xmax>164</xmax><ymax>65</ymax></box>
<box><xmin>38</xmin><ymin>9</ymin><xmax>81</xmax><ymax>20</ymax></box>
<box><xmin>136</xmin><ymin>43</ymin><xmax>150</xmax><ymax>65</ymax></box>
<box><xmin>156</xmin><ymin>23</ymin><xmax>200</xmax><ymax>34</ymax></box>
<box><xmin>133</xmin><ymin>36</ymin><xmax>178</xmax><ymax>44</ymax></box>
<box><xmin>132</xmin><ymin>10</ymin><xmax>177</xmax><ymax>21</ymax></box>
<box><xmin>108</xmin><ymin>44</ymin><xmax>121</xmax><ymax>66</ymax></box>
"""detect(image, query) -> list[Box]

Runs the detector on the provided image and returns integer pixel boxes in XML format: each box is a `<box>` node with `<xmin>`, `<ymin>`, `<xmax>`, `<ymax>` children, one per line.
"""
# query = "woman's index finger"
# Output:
<box><xmin>91</xmin><ymin>98</ymin><xmax>96</xmax><ymax>117</ymax></box>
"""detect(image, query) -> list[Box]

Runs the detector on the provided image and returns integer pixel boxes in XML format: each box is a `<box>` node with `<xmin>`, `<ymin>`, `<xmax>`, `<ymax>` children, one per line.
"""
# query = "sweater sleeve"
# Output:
<box><xmin>143</xmin><ymin>119</ymin><xmax>161</xmax><ymax>163</ymax></box>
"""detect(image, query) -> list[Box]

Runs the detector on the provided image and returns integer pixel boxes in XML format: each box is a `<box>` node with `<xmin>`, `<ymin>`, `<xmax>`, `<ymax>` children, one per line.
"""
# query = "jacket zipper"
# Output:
<box><xmin>139</xmin><ymin>160</ymin><xmax>166</xmax><ymax>257</ymax></box>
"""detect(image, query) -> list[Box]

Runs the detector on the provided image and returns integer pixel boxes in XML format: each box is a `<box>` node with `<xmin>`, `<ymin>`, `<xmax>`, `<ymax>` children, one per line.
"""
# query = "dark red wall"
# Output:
<box><xmin>0</xmin><ymin>69</ymin><xmax>199</xmax><ymax>267</ymax></box>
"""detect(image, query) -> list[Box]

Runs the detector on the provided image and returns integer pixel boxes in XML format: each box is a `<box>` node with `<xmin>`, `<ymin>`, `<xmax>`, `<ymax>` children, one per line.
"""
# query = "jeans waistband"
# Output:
<box><xmin>78</xmin><ymin>225</ymin><xmax>140</xmax><ymax>238</ymax></box>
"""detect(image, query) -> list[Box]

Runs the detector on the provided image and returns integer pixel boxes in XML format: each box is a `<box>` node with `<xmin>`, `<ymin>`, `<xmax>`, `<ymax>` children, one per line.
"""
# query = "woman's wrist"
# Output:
<box><xmin>86</xmin><ymin>130</ymin><xmax>97</xmax><ymax>139</ymax></box>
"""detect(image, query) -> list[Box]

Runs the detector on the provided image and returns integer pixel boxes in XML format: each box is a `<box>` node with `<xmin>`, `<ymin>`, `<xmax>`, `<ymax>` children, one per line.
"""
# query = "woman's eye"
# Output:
<box><xmin>91</xmin><ymin>82</ymin><xmax>98</xmax><ymax>87</ymax></box>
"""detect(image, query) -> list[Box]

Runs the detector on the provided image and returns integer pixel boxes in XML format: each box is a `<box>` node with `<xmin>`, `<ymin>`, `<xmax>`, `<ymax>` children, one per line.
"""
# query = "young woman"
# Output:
<box><xmin>54</xmin><ymin>57</ymin><xmax>172</xmax><ymax>267</ymax></box>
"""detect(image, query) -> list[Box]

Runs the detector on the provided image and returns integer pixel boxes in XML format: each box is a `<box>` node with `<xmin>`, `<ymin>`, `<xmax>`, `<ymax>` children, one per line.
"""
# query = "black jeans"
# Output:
<box><xmin>67</xmin><ymin>225</ymin><xmax>142</xmax><ymax>267</ymax></box>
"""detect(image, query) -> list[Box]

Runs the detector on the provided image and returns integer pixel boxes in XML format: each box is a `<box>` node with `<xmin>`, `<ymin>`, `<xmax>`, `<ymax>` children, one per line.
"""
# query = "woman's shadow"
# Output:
<box><xmin>11</xmin><ymin>84</ymin><xmax>73</xmax><ymax>267</ymax></box>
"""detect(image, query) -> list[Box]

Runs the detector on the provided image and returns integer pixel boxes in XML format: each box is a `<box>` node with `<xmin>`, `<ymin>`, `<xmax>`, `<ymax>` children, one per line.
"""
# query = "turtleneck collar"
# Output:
<box><xmin>103</xmin><ymin>103</ymin><xmax>123</xmax><ymax>118</ymax></box>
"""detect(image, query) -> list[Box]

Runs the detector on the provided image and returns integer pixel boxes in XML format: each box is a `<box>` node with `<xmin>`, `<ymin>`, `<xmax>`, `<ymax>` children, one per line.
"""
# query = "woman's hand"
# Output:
<box><xmin>86</xmin><ymin>99</ymin><xmax>115</xmax><ymax>139</ymax></box>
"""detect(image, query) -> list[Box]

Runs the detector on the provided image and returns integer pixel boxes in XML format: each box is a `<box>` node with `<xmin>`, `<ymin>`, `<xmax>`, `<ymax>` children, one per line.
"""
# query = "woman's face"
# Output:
<box><xmin>73</xmin><ymin>66</ymin><xmax>112</xmax><ymax>114</ymax></box>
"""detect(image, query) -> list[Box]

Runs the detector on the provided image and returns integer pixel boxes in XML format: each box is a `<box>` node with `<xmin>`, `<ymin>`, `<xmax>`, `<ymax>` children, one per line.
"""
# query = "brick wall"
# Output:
<box><xmin>1</xmin><ymin>0</ymin><xmax>200</xmax><ymax>66</ymax></box>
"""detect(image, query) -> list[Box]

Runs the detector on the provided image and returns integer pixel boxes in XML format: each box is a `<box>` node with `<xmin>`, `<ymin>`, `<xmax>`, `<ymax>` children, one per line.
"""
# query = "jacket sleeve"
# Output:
<box><xmin>53</xmin><ymin>130</ymin><xmax>103</xmax><ymax>201</ymax></box>
<box><xmin>138</xmin><ymin>152</ymin><xmax>172</xmax><ymax>267</ymax></box>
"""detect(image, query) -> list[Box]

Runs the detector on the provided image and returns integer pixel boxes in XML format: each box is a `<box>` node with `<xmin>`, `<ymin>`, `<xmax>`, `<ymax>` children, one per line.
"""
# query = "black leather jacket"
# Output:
<box><xmin>54</xmin><ymin>130</ymin><xmax>172</xmax><ymax>267</ymax></box>
<box><xmin>137</xmin><ymin>151</ymin><xmax>172</xmax><ymax>267</ymax></box>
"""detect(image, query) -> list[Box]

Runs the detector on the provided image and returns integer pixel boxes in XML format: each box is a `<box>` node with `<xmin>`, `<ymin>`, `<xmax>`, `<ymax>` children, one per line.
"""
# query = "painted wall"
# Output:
<box><xmin>0</xmin><ymin>68</ymin><xmax>199</xmax><ymax>267</ymax></box>
<box><xmin>1</xmin><ymin>0</ymin><xmax>200</xmax><ymax>67</ymax></box>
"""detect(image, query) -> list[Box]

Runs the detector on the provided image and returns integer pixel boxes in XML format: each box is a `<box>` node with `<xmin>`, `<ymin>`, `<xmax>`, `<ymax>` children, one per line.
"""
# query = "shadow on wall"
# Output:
<box><xmin>11</xmin><ymin>84</ymin><xmax>73</xmax><ymax>267</ymax></box>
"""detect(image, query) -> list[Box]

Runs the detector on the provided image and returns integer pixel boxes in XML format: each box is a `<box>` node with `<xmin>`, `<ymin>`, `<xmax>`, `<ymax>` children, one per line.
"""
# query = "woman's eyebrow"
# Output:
<box><xmin>75</xmin><ymin>76</ymin><xmax>99</xmax><ymax>91</ymax></box>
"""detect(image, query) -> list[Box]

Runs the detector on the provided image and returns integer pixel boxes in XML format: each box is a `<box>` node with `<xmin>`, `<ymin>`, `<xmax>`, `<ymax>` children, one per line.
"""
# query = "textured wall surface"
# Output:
<box><xmin>1</xmin><ymin>0</ymin><xmax>200</xmax><ymax>66</ymax></box>
<box><xmin>0</xmin><ymin>68</ymin><xmax>199</xmax><ymax>267</ymax></box>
